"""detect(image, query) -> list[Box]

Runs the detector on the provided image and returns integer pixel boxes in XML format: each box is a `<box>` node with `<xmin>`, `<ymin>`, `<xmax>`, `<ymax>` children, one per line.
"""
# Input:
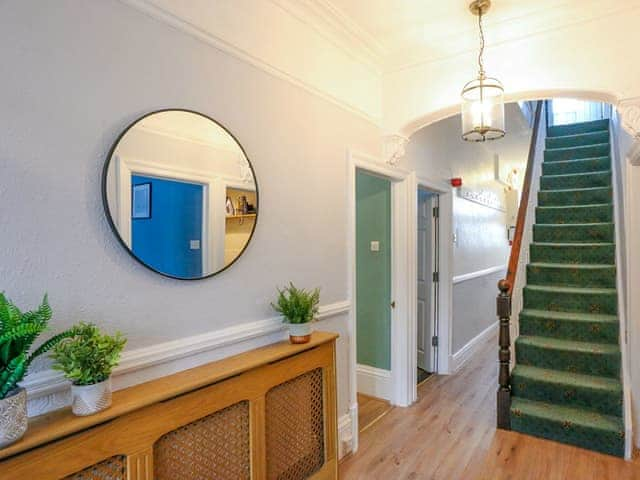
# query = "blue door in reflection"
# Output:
<box><xmin>132</xmin><ymin>175</ymin><xmax>203</xmax><ymax>278</ymax></box>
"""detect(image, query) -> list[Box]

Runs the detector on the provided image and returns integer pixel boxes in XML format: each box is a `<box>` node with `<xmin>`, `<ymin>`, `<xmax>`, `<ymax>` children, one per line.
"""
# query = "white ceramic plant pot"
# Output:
<box><xmin>0</xmin><ymin>387</ymin><xmax>28</xmax><ymax>448</ymax></box>
<box><xmin>71</xmin><ymin>378</ymin><xmax>112</xmax><ymax>416</ymax></box>
<box><xmin>288</xmin><ymin>322</ymin><xmax>312</xmax><ymax>344</ymax></box>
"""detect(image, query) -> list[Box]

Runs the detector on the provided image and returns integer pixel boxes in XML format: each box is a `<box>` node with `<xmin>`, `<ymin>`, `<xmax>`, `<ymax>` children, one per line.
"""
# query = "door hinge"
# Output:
<box><xmin>432</xmin><ymin>206</ymin><xmax>439</xmax><ymax>218</ymax></box>
<box><xmin>431</xmin><ymin>336</ymin><xmax>439</xmax><ymax>347</ymax></box>
<box><xmin>432</xmin><ymin>271</ymin><xmax>439</xmax><ymax>282</ymax></box>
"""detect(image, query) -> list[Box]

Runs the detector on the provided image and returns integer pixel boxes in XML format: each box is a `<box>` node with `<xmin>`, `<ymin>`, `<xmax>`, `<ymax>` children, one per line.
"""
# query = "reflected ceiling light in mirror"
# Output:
<box><xmin>461</xmin><ymin>0</ymin><xmax>505</xmax><ymax>142</ymax></box>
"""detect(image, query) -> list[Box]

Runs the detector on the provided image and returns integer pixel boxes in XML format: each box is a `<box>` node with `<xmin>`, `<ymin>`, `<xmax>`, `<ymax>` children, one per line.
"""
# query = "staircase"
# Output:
<box><xmin>509</xmin><ymin>118</ymin><xmax>625</xmax><ymax>457</ymax></box>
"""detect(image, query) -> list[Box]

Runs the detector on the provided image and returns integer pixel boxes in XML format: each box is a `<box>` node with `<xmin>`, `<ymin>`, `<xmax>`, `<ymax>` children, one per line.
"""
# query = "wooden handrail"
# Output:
<box><xmin>503</xmin><ymin>100</ymin><xmax>544</xmax><ymax>295</ymax></box>
<box><xmin>496</xmin><ymin>100</ymin><xmax>543</xmax><ymax>430</ymax></box>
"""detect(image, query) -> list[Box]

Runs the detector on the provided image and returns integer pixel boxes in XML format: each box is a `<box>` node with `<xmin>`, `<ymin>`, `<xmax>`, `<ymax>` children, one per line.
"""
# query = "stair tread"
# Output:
<box><xmin>512</xmin><ymin>365</ymin><xmax>622</xmax><ymax>392</ymax></box>
<box><xmin>511</xmin><ymin>397</ymin><xmax>623</xmax><ymax>432</ymax></box>
<box><xmin>534</xmin><ymin>222</ymin><xmax>613</xmax><ymax>227</ymax></box>
<box><xmin>517</xmin><ymin>335</ymin><xmax>620</xmax><ymax>355</ymax></box>
<box><xmin>538</xmin><ymin>186</ymin><xmax>611</xmax><ymax>194</ymax></box>
<box><xmin>525</xmin><ymin>284</ymin><xmax>616</xmax><ymax>295</ymax></box>
<box><xmin>521</xmin><ymin>308</ymin><xmax>617</xmax><ymax>323</ymax></box>
<box><xmin>532</xmin><ymin>241</ymin><xmax>615</xmax><ymax>247</ymax></box>
<box><xmin>547</xmin><ymin>130</ymin><xmax>609</xmax><ymax>141</ymax></box>
<box><xmin>541</xmin><ymin>170</ymin><xmax>611</xmax><ymax>179</ymax></box>
<box><xmin>537</xmin><ymin>203</ymin><xmax>611</xmax><ymax>210</ymax></box>
<box><xmin>543</xmin><ymin>156</ymin><xmax>610</xmax><ymax>165</ymax></box>
<box><xmin>529</xmin><ymin>262</ymin><xmax>615</xmax><ymax>270</ymax></box>
<box><xmin>546</xmin><ymin>142</ymin><xmax>610</xmax><ymax>153</ymax></box>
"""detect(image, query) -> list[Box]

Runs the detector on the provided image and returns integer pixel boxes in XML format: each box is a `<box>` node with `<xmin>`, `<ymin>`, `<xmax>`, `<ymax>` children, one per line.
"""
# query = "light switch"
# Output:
<box><xmin>190</xmin><ymin>240</ymin><xmax>201</xmax><ymax>250</ymax></box>
<box><xmin>370</xmin><ymin>241</ymin><xmax>380</xmax><ymax>252</ymax></box>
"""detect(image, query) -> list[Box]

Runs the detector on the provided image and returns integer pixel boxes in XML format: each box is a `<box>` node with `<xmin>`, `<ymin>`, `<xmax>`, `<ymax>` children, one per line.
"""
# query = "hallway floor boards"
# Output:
<box><xmin>357</xmin><ymin>393</ymin><xmax>392</xmax><ymax>432</ymax></box>
<box><xmin>339</xmin><ymin>333</ymin><xmax>640</xmax><ymax>479</ymax></box>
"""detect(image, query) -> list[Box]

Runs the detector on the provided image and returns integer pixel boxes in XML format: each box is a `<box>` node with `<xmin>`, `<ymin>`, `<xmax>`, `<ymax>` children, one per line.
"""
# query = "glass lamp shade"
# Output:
<box><xmin>461</xmin><ymin>76</ymin><xmax>505</xmax><ymax>142</ymax></box>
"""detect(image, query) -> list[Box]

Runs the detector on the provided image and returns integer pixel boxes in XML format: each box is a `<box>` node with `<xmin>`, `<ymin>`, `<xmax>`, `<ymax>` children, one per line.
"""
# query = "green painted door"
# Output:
<box><xmin>356</xmin><ymin>170</ymin><xmax>391</xmax><ymax>370</ymax></box>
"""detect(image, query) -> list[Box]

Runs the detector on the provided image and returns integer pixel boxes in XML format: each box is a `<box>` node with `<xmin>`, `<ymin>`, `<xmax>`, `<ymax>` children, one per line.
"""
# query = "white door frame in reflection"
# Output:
<box><xmin>112</xmin><ymin>155</ymin><xmax>252</xmax><ymax>274</ymax></box>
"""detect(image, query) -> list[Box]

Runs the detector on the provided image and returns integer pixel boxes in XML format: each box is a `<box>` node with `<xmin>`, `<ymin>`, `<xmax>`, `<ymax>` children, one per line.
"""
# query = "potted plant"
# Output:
<box><xmin>271</xmin><ymin>283</ymin><xmax>320</xmax><ymax>344</ymax></box>
<box><xmin>0</xmin><ymin>293</ymin><xmax>78</xmax><ymax>448</ymax></box>
<box><xmin>51</xmin><ymin>322</ymin><xmax>126</xmax><ymax>416</ymax></box>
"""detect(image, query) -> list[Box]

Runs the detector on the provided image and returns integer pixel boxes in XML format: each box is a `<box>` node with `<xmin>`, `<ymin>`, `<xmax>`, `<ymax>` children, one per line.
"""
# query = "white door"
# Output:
<box><xmin>417</xmin><ymin>190</ymin><xmax>435</xmax><ymax>372</ymax></box>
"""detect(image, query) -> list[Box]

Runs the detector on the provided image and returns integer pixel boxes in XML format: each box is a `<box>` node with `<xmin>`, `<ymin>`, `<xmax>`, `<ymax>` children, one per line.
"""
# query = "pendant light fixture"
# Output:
<box><xmin>461</xmin><ymin>0</ymin><xmax>505</xmax><ymax>142</ymax></box>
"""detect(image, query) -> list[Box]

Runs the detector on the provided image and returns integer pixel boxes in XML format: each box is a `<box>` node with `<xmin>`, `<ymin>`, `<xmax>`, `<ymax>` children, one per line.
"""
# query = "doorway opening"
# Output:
<box><xmin>354</xmin><ymin>168</ymin><xmax>394</xmax><ymax>431</ymax></box>
<box><xmin>417</xmin><ymin>187</ymin><xmax>440</xmax><ymax>386</ymax></box>
<box><xmin>132</xmin><ymin>175</ymin><xmax>205</xmax><ymax>279</ymax></box>
<box><xmin>347</xmin><ymin>150</ymin><xmax>453</xmax><ymax>454</ymax></box>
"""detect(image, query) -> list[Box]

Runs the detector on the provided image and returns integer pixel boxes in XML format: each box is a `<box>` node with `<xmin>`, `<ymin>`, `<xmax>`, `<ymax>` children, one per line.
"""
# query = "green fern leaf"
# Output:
<box><xmin>0</xmin><ymin>323</ymin><xmax>45</xmax><ymax>346</ymax></box>
<box><xmin>26</xmin><ymin>327</ymin><xmax>85</xmax><ymax>370</ymax></box>
<box><xmin>0</xmin><ymin>354</ymin><xmax>26</xmax><ymax>399</ymax></box>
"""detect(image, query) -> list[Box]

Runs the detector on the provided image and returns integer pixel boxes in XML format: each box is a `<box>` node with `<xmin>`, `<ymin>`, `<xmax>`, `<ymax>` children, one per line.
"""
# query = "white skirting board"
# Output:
<box><xmin>356</xmin><ymin>364</ymin><xmax>392</xmax><ymax>401</ymax></box>
<box><xmin>450</xmin><ymin>321</ymin><xmax>498</xmax><ymax>373</ymax></box>
<box><xmin>20</xmin><ymin>300</ymin><xmax>350</xmax><ymax>418</ymax></box>
<box><xmin>338</xmin><ymin>402</ymin><xmax>359</xmax><ymax>459</ymax></box>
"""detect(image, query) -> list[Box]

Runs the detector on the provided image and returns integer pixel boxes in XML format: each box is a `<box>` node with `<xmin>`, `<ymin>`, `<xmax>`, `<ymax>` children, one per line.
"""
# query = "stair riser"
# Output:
<box><xmin>542</xmin><ymin>157</ymin><xmax>610</xmax><ymax>175</ymax></box>
<box><xmin>523</xmin><ymin>287</ymin><xmax>617</xmax><ymax>315</ymax></box>
<box><xmin>545</xmin><ymin>131</ymin><xmax>610</xmax><ymax>149</ymax></box>
<box><xmin>533</xmin><ymin>224</ymin><xmax>614</xmax><ymax>243</ymax></box>
<box><xmin>510</xmin><ymin>412</ymin><xmax>624</xmax><ymax>457</ymax></box>
<box><xmin>530</xmin><ymin>244</ymin><xmax>615</xmax><ymax>265</ymax></box>
<box><xmin>511</xmin><ymin>374</ymin><xmax>622</xmax><ymax>417</ymax></box>
<box><xmin>547</xmin><ymin>119</ymin><xmax>609</xmax><ymax>137</ymax></box>
<box><xmin>535</xmin><ymin>205</ymin><xmax>612</xmax><ymax>225</ymax></box>
<box><xmin>519</xmin><ymin>314</ymin><xmax>619</xmax><ymax>344</ymax></box>
<box><xmin>538</xmin><ymin>187</ymin><xmax>612</xmax><ymax>207</ymax></box>
<box><xmin>540</xmin><ymin>171</ymin><xmax>611</xmax><ymax>190</ymax></box>
<box><xmin>545</xmin><ymin>144</ymin><xmax>610</xmax><ymax>162</ymax></box>
<box><xmin>527</xmin><ymin>265</ymin><xmax>616</xmax><ymax>288</ymax></box>
<box><xmin>515</xmin><ymin>341</ymin><xmax>620</xmax><ymax>377</ymax></box>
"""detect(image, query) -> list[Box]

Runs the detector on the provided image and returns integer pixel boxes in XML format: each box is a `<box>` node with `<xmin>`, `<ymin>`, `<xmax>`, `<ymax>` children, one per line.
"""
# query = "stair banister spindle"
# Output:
<box><xmin>496</xmin><ymin>279</ymin><xmax>512</xmax><ymax>429</ymax></box>
<box><xmin>496</xmin><ymin>101</ymin><xmax>543</xmax><ymax>429</ymax></box>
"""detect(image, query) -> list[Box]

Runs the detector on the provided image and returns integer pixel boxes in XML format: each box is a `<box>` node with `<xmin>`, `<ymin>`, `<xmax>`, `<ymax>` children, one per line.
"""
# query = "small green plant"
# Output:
<box><xmin>0</xmin><ymin>293</ymin><xmax>79</xmax><ymax>400</ymax></box>
<box><xmin>51</xmin><ymin>322</ymin><xmax>127</xmax><ymax>386</ymax></box>
<box><xmin>271</xmin><ymin>283</ymin><xmax>320</xmax><ymax>324</ymax></box>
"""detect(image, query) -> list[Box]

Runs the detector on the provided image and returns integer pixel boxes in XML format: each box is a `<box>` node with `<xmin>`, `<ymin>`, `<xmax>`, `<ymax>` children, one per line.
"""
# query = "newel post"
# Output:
<box><xmin>496</xmin><ymin>279</ymin><xmax>512</xmax><ymax>430</ymax></box>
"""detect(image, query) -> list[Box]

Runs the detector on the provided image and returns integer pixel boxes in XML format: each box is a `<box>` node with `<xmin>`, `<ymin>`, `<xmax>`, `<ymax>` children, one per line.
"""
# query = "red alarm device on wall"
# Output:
<box><xmin>450</xmin><ymin>177</ymin><xmax>462</xmax><ymax>187</ymax></box>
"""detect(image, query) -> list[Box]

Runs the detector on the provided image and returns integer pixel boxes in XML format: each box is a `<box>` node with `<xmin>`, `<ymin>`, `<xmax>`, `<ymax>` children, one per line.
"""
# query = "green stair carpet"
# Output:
<box><xmin>510</xmin><ymin>118</ymin><xmax>625</xmax><ymax>457</ymax></box>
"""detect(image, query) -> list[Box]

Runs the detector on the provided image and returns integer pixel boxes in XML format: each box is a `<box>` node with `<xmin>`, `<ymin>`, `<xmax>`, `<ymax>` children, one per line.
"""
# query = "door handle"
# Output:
<box><xmin>390</xmin><ymin>301</ymin><xmax>396</xmax><ymax>309</ymax></box>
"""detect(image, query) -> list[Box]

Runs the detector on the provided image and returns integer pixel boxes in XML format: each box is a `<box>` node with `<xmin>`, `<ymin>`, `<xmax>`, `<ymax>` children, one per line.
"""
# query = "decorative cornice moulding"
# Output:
<box><xmin>21</xmin><ymin>300</ymin><xmax>350</xmax><ymax>417</ymax></box>
<box><xmin>383</xmin><ymin>133</ymin><xmax>409</xmax><ymax>165</ymax></box>
<box><xmin>385</xmin><ymin>4</ymin><xmax>640</xmax><ymax>73</ymax></box>
<box><xmin>617</xmin><ymin>98</ymin><xmax>640</xmax><ymax>165</ymax></box>
<box><xmin>268</xmin><ymin>0</ymin><xmax>385</xmax><ymax>70</ymax></box>
<box><xmin>118</xmin><ymin>0</ymin><xmax>382</xmax><ymax>125</ymax></box>
<box><xmin>618</xmin><ymin>97</ymin><xmax>640</xmax><ymax>138</ymax></box>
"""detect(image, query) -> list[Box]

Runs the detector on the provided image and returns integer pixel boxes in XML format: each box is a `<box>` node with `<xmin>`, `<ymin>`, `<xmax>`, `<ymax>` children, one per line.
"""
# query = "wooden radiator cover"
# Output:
<box><xmin>0</xmin><ymin>331</ymin><xmax>338</xmax><ymax>480</ymax></box>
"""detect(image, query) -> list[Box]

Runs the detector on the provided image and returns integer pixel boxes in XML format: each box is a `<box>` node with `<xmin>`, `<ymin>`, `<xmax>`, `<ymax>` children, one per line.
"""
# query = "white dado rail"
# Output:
<box><xmin>452</xmin><ymin>265</ymin><xmax>506</xmax><ymax>284</ymax></box>
<box><xmin>20</xmin><ymin>300</ymin><xmax>350</xmax><ymax>418</ymax></box>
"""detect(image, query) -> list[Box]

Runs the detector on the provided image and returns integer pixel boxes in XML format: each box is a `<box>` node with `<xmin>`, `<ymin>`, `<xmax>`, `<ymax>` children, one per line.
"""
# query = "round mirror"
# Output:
<box><xmin>102</xmin><ymin>109</ymin><xmax>258</xmax><ymax>280</ymax></box>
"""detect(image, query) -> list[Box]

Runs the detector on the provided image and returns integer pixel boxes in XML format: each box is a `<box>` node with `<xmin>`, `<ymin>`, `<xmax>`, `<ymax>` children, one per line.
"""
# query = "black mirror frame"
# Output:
<box><xmin>101</xmin><ymin>108</ymin><xmax>259</xmax><ymax>281</ymax></box>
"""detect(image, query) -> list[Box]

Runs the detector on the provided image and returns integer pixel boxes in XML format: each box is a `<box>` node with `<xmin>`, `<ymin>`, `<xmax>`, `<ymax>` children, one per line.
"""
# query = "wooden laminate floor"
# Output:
<box><xmin>339</xmin><ymin>333</ymin><xmax>640</xmax><ymax>479</ymax></box>
<box><xmin>357</xmin><ymin>393</ymin><xmax>392</xmax><ymax>432</ymax></box>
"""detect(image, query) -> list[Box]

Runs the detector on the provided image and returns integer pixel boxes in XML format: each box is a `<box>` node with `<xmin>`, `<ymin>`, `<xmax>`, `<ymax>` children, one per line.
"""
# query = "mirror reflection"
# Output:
<box><xmin>103</xmin><ymin>110</ymin><xmax>258</xmax><ymax>279</ymax></box>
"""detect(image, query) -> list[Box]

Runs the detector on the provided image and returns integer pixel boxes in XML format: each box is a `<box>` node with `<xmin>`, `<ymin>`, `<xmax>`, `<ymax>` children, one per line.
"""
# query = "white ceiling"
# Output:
<box><xmin>326</xmin><ymin>0</ymin><xmax>637</xmax><ymax>70</ymax></box>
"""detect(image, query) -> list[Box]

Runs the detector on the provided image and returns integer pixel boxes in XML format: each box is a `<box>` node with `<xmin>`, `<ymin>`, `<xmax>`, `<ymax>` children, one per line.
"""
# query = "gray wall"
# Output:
<box><xmin>451</xmin><ymin>269</ymin><xmax>506</xmax><ymax>353</ymax></box>
<box><xmin>400</xmin><ymin>106</ymin><xmax>531</xmax><ymax>354</ymax></box>
<box><xmin>0</xmin><ymin>0</ymin><xmax>381</xmax><ymax>416</ymax></box>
